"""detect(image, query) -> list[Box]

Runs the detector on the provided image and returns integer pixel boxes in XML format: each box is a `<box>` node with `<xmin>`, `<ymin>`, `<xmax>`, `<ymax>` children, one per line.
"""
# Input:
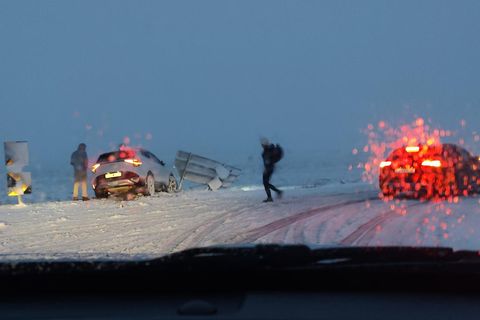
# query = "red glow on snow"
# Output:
<box><xmin>348</xmin><ymin>116</ymin><xmax>480</xmax><ymax>247</ymax></box>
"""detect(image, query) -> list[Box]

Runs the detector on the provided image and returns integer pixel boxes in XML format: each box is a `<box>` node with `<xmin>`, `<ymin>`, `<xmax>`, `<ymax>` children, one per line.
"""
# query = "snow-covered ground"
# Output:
<box><xmin>1</xmin><ymin>153</ymin><xmax>479</xmax><ymax>261</ymax></box>
<box><xmin>2</xmin><ymin>178</ymin><xmax>480</xmax><ymax>261</ymax></box>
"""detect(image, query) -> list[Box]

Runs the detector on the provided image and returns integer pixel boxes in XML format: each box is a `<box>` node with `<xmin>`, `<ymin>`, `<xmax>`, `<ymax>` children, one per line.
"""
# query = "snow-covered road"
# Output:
<box><xmin>1</xmin><ymin>183</ymin><xmax>480</xmax><ymax>261</ymax></box>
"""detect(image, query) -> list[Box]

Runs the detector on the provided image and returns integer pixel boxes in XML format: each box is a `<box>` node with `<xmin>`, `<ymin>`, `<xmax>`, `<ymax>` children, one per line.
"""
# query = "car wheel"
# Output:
<box><xmin>166</xmin><ymin>175</ymin><xmax>177</xmax><ymax>193</ymax></box>
<box><xmin>474</xmin><ymin>176</ymin><xmax>480</xmax><ymax>194</ymax></box>
<box><xmin>456</xmin><ymin>172</ymin><xmax>470</xmax><ymax>196</ymax></box>
<box><xmin>145</xmin><ymin>174</ymin><xmax>155</xmax><ymax>196</ymax></box>
<box><xmin>95</xmin><ymin>190</ymin><xmax>108</xmax><ymax>199</ymax></box>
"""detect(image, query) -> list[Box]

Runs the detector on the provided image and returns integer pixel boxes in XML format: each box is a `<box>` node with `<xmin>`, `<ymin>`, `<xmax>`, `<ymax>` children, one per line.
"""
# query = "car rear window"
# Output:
<box><xmin>388</xmin><ymin>148</ymin><xmax>445</xmax><ymax>167</ymax></box>
<box><xmin>97</xmin><ymin>150</ymin><xmax>137</xmax><ymax>163</ymax></box>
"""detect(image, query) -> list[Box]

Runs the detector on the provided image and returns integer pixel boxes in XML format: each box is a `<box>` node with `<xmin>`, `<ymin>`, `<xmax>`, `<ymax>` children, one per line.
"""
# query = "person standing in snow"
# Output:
<box><xmin>261</xmin><ymin>138</ymin><xmax>284</xmax><ymax>202</ymax></box>
<box><xmin>70</xmin><ymin>143</ymin><xmax>89</xmax><ymax>201</ymax></box>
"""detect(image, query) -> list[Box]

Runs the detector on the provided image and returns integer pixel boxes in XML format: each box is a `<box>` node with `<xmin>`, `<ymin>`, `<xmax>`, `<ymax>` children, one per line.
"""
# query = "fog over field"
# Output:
<box><xmin>1</xmin><ymin>1</ymin><xmax>480</xmax><ymax>203</ymax></box>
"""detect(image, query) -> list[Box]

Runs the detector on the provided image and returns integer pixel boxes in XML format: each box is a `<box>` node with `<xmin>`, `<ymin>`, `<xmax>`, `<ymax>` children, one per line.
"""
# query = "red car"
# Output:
<box><xmin>379</xmin><ymin>144</ymin><xmax>480</xmax><ymax>199</ymax></box>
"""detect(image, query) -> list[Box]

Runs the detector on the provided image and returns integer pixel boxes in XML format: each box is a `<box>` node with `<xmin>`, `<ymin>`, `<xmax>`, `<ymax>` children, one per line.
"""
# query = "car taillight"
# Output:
<box><xmin>421</xmin><ymin>160</ymin><xmax>442</xmax><ymax>168</ymax></box>
<box><xmin>124</xmin><ymin>158</ymin><xmax>143</xmax><ymax>167</ymax></box>
<box><xmin>91</xmin><ymin>163</ymin><xmax>100</xmax><ymax>173</ymax></box>
<box><xmin>379</xmin><ymin>161</ymin><xmax>392</xmax><ymax>168</ymax></box>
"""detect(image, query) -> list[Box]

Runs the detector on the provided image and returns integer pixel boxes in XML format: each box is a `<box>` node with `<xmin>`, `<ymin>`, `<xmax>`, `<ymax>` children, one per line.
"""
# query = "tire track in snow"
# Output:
<box><xmin>340</xmin><ymin>202</ymin><xmax>425</xmax><ymax>246</ymax></box>
<box><xmin>166</xmin><ymin>191</ymin><xmax>378</xmax><ymax>252</ymax></box>
<box><xmin>168</xmin><ymin>213</ymin><xmax>233</xmax><ymax>252</ymax></box>
<box><xmin>229</xmin><ymin>196</ymin><xmax>380</xmax><ymax>244</ymax></box>
<box><xmin>165</xmin><ymin>201</ymin><xmax>267</xmax><ymax>253</ymax></box>
<box><xmin>163</xmin><ymin>207</ymin><xmax>247</xmax><ymax>253</ymax></box>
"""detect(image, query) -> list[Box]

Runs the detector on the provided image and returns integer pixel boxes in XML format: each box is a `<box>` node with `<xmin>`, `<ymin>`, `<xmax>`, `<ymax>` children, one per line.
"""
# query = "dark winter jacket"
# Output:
<box><xmin>262</xmin><ymin>144</ymin><xmax>283</xmax><ymax>169</ymax></box>
<box><xmin>70</xmin><ymin>149</ymin><xmax>88</xmax><ymax>172</ymax></box>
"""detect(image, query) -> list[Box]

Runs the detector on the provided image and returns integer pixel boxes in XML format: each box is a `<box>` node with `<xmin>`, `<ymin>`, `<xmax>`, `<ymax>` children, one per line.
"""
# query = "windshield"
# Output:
<box><xmin>1</xmin><ymin>0</ymin><xmax>480</xmax><ymax>263</ymax></box>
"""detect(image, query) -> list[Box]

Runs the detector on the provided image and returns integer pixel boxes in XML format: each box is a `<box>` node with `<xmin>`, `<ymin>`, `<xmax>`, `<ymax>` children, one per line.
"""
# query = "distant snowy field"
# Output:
<box><xmin>0</xmin><ymin>153</ymin><xmax>361</xmax><ymax>204</ymax></box>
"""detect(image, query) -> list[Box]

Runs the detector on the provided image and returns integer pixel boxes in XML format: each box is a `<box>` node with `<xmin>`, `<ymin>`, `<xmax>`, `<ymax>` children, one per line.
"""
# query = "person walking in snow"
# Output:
<box><xmin>261</xmin><ymin>138</ymin><xmax>284</xmax><ymax>202</ymax></box>
<box><xmin>70</xmin><ymin>143</ymin><xmax>89</xmax><ymax>201</ymax></box>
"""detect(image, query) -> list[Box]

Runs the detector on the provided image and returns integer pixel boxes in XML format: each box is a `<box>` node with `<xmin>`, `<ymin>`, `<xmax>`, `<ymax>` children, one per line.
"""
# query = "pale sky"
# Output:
<box><xmin>1</xmin><ymin>0</ymin><xmax>480</xmax><ymax>166</ymax></box>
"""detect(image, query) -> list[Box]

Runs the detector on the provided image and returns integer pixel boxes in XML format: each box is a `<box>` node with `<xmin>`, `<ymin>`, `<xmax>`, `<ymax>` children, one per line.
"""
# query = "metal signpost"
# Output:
<box><xmin>4</xmin><ymin>141</ymin><xmax>32</xmax><ymax>205</ymax></box>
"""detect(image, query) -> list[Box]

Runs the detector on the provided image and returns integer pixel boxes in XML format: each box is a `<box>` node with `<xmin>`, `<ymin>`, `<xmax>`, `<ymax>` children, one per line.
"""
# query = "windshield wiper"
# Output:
<box><xmin>150</xmin><ymin>245</ymin><xmax>480</xmax><ymax>270</ymax></box>
<box><xmin>1</xmin><ymin>245</ymin><xmax>479</xmax><ymax>276</ymax></box>
<box><xmin>3</xmin><ymin>245</ymin><xmax>480</xmax><ymax>295</ymax></box>
<box><xmin>147</xmin><ymin>244</ymin><xmax>314</xmax><ymax>270</ymax></box>
<box><xmin>311</xmin><ymin>246</ymin><xmax>479</xmax><ymax>265</ymax></box>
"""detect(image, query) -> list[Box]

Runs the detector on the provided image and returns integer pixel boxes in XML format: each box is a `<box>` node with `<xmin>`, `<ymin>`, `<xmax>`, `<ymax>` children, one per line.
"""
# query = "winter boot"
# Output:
<box><xmin>276</xmin><ymin>190</ymin><xmax>283</xmax><ymax>199</ymax></box>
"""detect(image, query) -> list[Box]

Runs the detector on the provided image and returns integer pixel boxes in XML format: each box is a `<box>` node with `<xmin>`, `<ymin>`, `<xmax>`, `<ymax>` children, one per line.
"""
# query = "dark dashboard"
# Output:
<box><xmin>3</xmin><ymin>246</ymin><xmax>480</xmax><ymax>319</ymax></box>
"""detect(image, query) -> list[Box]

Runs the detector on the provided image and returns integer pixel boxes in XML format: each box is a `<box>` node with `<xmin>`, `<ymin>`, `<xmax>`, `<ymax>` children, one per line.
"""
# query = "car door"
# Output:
<box><xmin>147</xmin><ymin>151</ymin><xmax>170</xmax><ymax>185</ymax></box>
<box><xmin>138</xmin><ymin>150</ymin><xmax>158</xmax><ymax>181</ymax></box>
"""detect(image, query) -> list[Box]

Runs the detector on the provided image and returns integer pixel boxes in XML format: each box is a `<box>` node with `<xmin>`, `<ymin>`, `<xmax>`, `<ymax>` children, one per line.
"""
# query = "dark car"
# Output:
<box><xmin>379</xmin><ymin>144</ymin><xmax>480</xmax><ymax>199</ymax></box>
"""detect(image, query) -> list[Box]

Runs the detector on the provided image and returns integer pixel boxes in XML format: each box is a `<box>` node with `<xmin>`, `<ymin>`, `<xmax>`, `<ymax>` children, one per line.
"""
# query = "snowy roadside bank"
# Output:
<box><xmin>2</xmin><ymin>179</ymin><xmax>479</xmax><ymax>262</ymax></box>
<box><xmin>0</xmin><ymin>182</ymin><xmax>373</xmax><ymax>261</ymax></box>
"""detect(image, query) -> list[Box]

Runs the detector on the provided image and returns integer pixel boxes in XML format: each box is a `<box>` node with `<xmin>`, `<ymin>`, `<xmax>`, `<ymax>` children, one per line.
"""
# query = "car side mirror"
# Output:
<box><xmin>160</xmin><ymin>161</ymin><xmax>165</xmax><ymax>166</ymax></box>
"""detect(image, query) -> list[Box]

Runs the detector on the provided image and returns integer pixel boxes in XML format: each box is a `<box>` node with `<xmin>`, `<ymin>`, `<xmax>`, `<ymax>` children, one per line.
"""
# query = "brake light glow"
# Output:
<box><xmin>379</xmin><ymin>161</ymin><xmax>392</xmax><ymax>168</ymax></box>
<box><xmin>124</xmin><ymin>159</ymin><xmax>143</xmax><ymax>167</ymax></box>
<box><xmin>405</xmin><ymin>146</ymin><xmax>420</xmax><ymax>153</ymax></box>
<box><xmin>91</xmin><ymin>163</ymin><xmax>100</xmax><ymax>173</ymax></box>
<box><xmin>421</xmin><ymin>160</ymin><xmax>442</xmax><ymax>168</ymax></box>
